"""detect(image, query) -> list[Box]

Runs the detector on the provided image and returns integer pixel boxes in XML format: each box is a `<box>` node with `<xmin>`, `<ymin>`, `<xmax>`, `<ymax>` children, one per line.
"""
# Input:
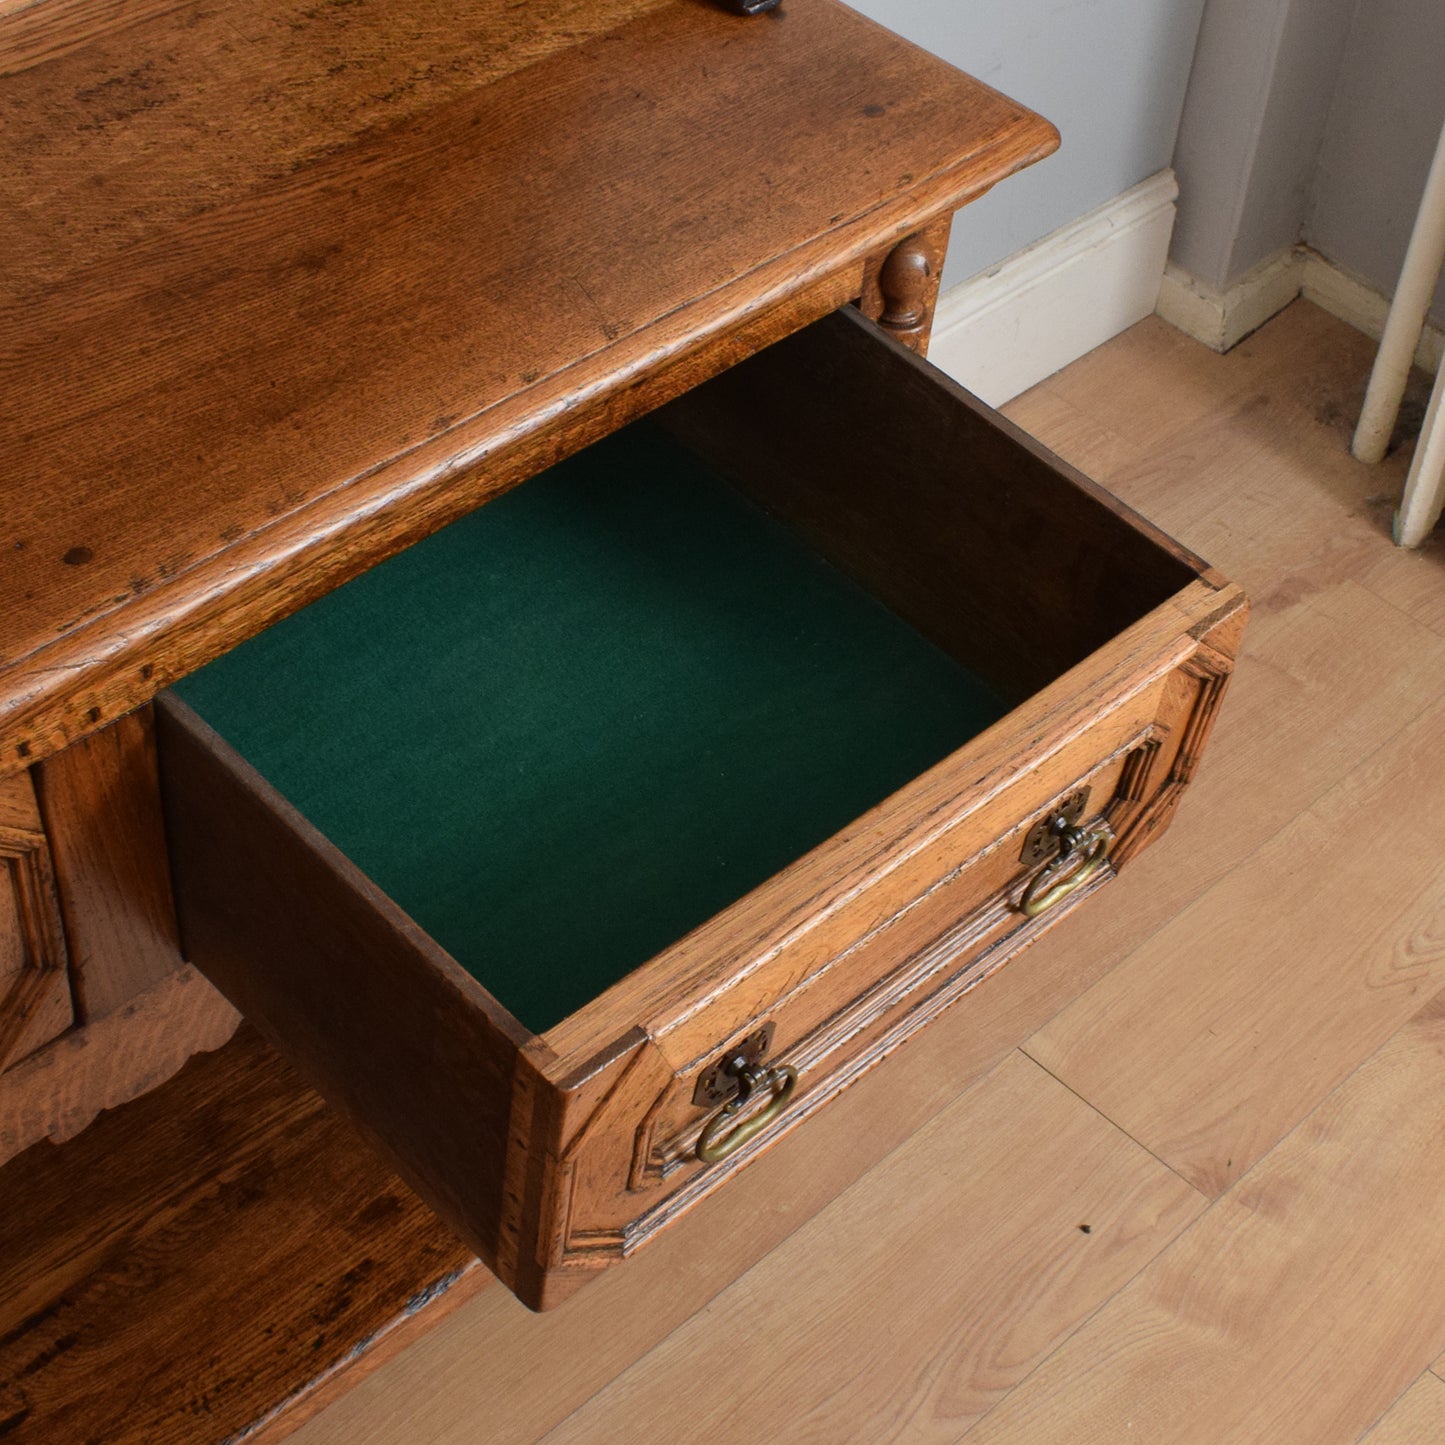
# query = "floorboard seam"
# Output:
<box><xmin>1349</xmin><ymin>1367</ymin><xmax>1437</xmax><ymax>1444</ymax></box>
<box><xmin>1013</xmin><ymin>1046</ymin><xmax>1208</xmax><ymax>1200</ymax></box>
<box><xmin>949</xmin><ymin>1065</ymin><xmax>1217</xmax><ymax>1444</ymax></box>
<box><xmin>1032</xmin><ymin>975</ymin><xmax>1445</xmax><ymax>1225</ymax></box>
<box><xmin>970</xmin><ymin>992</ymin><xmax>1445</xmax><ymax>1443</ymax></box>
<box><xmin>531</xmin><ymin>1043</ymin><xmax>1032</xmax><ymax>1442</ymax></box>
<box><xmin>1014</xmin><ymin>656</ymin><xmax>1445</xmax><ymax>1192</ymax></box>
<box><xmin>1356</xmin><ymin>554</ymin><xmax>1445</xmax><ymax>645</ymax></box>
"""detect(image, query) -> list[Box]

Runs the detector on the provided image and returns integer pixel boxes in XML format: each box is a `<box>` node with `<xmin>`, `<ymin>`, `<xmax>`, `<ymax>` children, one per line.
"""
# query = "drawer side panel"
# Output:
<box><xmin>154</xmin><ymin>695</ymin><xmax>526</xmax><ymax>1272</ymax></box>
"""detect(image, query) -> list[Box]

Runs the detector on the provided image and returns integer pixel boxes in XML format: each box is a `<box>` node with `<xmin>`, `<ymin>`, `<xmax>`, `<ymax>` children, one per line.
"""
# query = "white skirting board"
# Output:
<box><xmin>1158</xmin><ymin>246</ymin><xmax>1445</xmax><ymax>374</ymax></box>
<box><xmin>927</xmin><ymin>170</ymin><xmax>1179</xmax><ymax>408</ymax></box>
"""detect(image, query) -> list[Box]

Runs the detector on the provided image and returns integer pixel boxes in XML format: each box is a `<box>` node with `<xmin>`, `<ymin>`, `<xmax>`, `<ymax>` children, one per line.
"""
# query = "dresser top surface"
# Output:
<box><xmin>0</xmin><ymin>0</ymin><xmax>1056</xmax><ymax>770</ymax></box>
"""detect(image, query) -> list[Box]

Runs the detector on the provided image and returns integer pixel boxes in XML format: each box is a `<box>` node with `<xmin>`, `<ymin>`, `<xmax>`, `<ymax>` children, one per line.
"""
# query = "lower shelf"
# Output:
<box><xmin>0</xmin><ymin>1026</ymin><xmax>486</xmax><ymax>1445</ymax></box>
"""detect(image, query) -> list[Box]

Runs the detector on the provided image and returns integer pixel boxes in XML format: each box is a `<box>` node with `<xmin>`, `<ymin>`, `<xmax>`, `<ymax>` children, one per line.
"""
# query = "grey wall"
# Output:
<box><xmin>1171</xmin><ymin>0</ymin><xmax>1355</xmax><ymax>290</ymax></box>
<box><xmin>849</xmin><ymin>0</ymin><xmax>1209</xmax><ymax>289</ymax></box>
<box><xmin>1308</xmin><ymin>0</ymin><xmax>1445</xmax><ymax>322</ymax></box>
<box><xmin>1171</xmin><ymin>0</ymin><xmax>1445</xmax><ymax>324</ymax></box>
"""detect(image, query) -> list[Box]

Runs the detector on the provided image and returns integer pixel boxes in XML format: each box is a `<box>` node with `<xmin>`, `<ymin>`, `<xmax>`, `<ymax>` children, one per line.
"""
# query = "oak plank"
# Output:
<box><xmin>540</xmin><ymin>579</ymin><xmax>1232</xmax><ymax>1074</ymax></box>
<box><xmin>0</xmin><ymin>0</ymin><xmax>1057</xmax><ymax>770</ymax></box>
<box><xmin>0</xmin><ymin>912</ymin><xmax>71</xmax><ymax>1076</ymax></box>
<box><xmin>996</xmin><ymin>309</ymin><xmax>1445</xmax><ymax>1012</ymax></box>
<box><xmin>284</xmin><ymin>894</ymin><xmax>1150</xmax><ymax>1445</ymax></box>
<box><xmin>0</xmin><ymin>1026</ymin><xmax>482</xmax><ymax>1445</ymax></box>
<box><xmin>1355</xmin><ymin>531</ymin><xmax>1445</xmax><ymax>640</ymax></box>
<box><xmin>966</xmin><ymin>997</ymin><xmax>1445</xmax><ymax>1444</ymax></box>
<box><xmin>1028</xmin><ymin>687</ymin><xmax>1445</xmax><ymax>1197</ymax></box>
<box><xmin>293</xmin><ymin>297</ymin><xmax>1445</xmax><ymax>1445</ymax></box>
<box><xmin>999</xmin><ymin>385</ymin><xmax>1137</xmax><ymax>481</ymax></box>
<box><xmin>538</xmin><ymin>1053</ymin><xmax>1202</xmax><ymax>1444</ymax></box>
<box><xmin>1035</xmin><ymin>305</ymin><xmax>1380</xmax><ymax>483</ymax></box>
<box><xmin>0</xmin><ymin>0</ymin><xmax>673</xmax><ymax>212</ymax></box>
<box><xmin>1360</xmin><ymin>1374</ymin><xmax>1445</xmax><ymax>1445</ymax></box>
<box><xmin>661</xmin><ymin>304</ymin><xmax>1200</xmax><ymax>700</ymax></box>
<box><xmin>1089</xmin><ymin>394</ymin><xmax>1380</xmax><ymax>607</ymax></box>
<box><xmin>0</xmin><ymin>0</ymin><xmax>194</xmax><ymax>76</ymax></box>
<box><xmin>155</xmin><ymin>695</ymin><xmax>528</xmax><ymax>1278</ymax></box>
<box><xmin>1018</xmin><ymin>310</ymin><xmax>1295</xmax><ymax>459</ymax></box>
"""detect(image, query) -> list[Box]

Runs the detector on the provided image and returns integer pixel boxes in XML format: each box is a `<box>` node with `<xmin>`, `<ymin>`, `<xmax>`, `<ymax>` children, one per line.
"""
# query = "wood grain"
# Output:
<box><xmin>0</xmin><ymin>771</ymin><xmax>72</xmax><ymax>1071</ymax></box>
<box><xmin>1028</xmin><ymin>685</ymin><xmax>1445</xmax><ymax>1197</ymax></box>
<box><xmin>3</xmin><ymin>855</ymin><xmax>1153</xmax><ymax>1441</ymax></box>
<box><xmin>539</xmin><ymin>327</ymin><xmax>1242</xmax><ymax>1067</ymax></box>
<box><xmin>285</xmin><ymin>944</ymin><xmax>1193</xmax><ymax>1445</ymax></box>
<box><xmin>0</xmin><ymin>0</ymin><xmax>674</xmax><ymax>200</ymax></box>
<box><xmin>661</xmin><ymin>305</ymin><xmax>1201</xmax><ymax>701</ymax></box>
<box><xmin>520</xmin><ymin>610</ymin><xmax>1237</xmax><ymax>1301</ymax></box>
<box><xmin>0</xmin><ymin>957</ymin><xmax>70</xmax><ymax>1078</ymax></box>
<box><xmin>1</xmin><ymin>708</ymin><xmax>238</xmax><ymax>1164</ymax></box>
<box><xmin>1009</xmin><ymin>306</ymin><xmax>1299</xmax><ymax>460</ymax></box>
<box><xmin>988</xmin><ymin>578</ymin><xmax>1445</xmax><ymax>1031</ymax></box>
<box><xmin>1020</xmin><ymin>306</ymin><xmax>1416</xmax><ymax>614</ymax></box>
<box><xmin>155</xmin><ymin>696</ymin><xmax>528</xmax><ymax>1277</ymax></box>
<box><xmin>540</xmin><ymin>1053</ymin><xmax>1202</xmax><ymax>1444</ymax></box>
<box><xmin>0</xmin><ymin>0</ymin><xmax>1058</xmax><ymax>771</ymax></box>
<box><xmin>1359</xmin><ymin>539</ymin><xmax>1445</xmax><ymax>642</ymax></box>
<box><xmin>1360</xmin><ymin>1374</ymin><xmax>1445</xmax><ymax>1445</ymax></box>
<box><xmin>147</xmin><ymin>303</ymin><xmax>1240</xmax><ymax>1311</ymax></box>
<box><xmin>966</xmin><ymin>996</ymin><xmax>1445</xmax><ymax>1444</ymax></box>
<box><xmin>0</xmin><ymin>964</ymin><xmax>236</xmax><ymax>1164</ymax></box>
<box><xmin>0</xmin><ymin>1026</ymin><xmax>482</xmax><ymax>1445</ymax></box>
<box><xmin>32</xmin><ymin>706</ymin><xmax>184</xmax><ymax>1021</ymax></box>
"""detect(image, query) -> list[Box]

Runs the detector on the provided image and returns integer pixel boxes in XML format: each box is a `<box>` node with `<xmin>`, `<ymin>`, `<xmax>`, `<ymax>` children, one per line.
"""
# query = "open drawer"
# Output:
<box><xmin>154</xmin><ymin>308</ymin><xmax>1246</xmax><ymax>1310</ymax></box>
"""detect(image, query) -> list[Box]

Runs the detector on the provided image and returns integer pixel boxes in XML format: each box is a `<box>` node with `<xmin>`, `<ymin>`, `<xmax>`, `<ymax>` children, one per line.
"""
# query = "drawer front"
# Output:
<box><xmin>518</xmin><ymin>630</ymin><xmax>1233</xmax><ymax>1293</ymax></box>
<box><xmin>638</xmin><ymin>749</ymin><xmax>1137</xmax><ymax>1184</ymax></box>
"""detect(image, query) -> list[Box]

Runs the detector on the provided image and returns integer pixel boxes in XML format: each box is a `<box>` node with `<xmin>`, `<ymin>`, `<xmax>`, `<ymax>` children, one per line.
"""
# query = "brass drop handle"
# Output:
<box><xmin>1019</xmin><ymin>817</ymin><xmax>1115</xmax><ymax>917</ymax></box>
<box><xmin>696</xmin><ymin>1059</ymin><xmax>799</xmax><ymax>1164</ymax></box>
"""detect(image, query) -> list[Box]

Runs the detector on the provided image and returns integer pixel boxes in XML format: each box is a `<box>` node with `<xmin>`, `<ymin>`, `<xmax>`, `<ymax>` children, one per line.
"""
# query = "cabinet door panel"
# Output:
<box><xmin>0</xmin><ymin>773</ymin><xmax>72</xmax><ymax>1072</ymax></box>
<box><xmin>33</xmin><ymin>708</ymin><xmax>184</xmax><ymax>1022</ymax></box>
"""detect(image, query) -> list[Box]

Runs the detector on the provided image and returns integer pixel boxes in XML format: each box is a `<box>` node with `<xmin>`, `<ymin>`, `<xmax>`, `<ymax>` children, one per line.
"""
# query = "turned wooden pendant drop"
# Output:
<box><xmin>865</xmin><ymin>217</ymin><xmax>951</xmax><ymax>351</ymax></box>
<box><xmin>879</xmin><ymin>235</ymin><xmax>935</xmax><ymax>331</ymax></box>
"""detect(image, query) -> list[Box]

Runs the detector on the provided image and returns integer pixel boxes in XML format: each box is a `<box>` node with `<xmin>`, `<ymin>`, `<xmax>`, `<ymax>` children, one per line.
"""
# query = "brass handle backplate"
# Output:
<box><xmin>1019</xmin><ymin>815</ymin><xmax>1115</xmax><ymax>918</ymax></box>
<box><xmin>696</xmin><ymin>1061</ymin><xmax>799</xmax><ymax>1164</ymax></box>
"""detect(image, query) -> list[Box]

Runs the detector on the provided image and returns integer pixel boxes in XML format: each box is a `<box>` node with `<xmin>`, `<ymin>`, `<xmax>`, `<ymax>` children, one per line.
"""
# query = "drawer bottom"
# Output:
<box><xmin>173</xmin><ymin>423</ymin><xmax>1007</xmax><ymax>1034</ymax></box>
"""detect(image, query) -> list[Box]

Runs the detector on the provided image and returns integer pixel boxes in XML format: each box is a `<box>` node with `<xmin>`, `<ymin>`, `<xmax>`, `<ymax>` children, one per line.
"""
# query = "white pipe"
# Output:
<box><xmin>1394</xmin><ymin>359</ymin><xmax>1445</xmax><ymax>545</ymax></box>
<box><xmin>1352</xmin><ymin>118</ymin><xmax>1445</xmax><ymax>466</ymax></box>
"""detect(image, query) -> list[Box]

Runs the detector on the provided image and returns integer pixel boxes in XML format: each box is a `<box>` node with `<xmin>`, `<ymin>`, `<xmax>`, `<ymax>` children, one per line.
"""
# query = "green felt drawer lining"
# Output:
<box><xmin>173</xmin><ymin>422</ymin><xmax>1010</xmax><ymax>1033</ymax></box>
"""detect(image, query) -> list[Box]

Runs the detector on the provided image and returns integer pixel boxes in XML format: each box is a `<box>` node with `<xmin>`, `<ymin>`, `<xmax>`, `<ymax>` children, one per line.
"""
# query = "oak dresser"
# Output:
<box><xmin>0</xmin><ymin>0</ymin><xmax>1245</xmax><ymax>1436</ymax></box>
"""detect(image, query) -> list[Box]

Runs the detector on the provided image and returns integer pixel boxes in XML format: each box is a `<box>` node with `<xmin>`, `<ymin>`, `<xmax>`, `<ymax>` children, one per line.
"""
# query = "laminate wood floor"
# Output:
<box><xmin>291</xmin><ymin>302</ymin><xmax>1445</xmax><ymax>1445</ymax></box>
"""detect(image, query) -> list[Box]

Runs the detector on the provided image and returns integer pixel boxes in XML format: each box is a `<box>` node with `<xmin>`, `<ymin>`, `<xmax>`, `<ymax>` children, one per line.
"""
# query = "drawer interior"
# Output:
<box><xmin>155</xmin><ymin>307</ymin><xmax>1221</xmax><ymax>1306</ymax></box>
<box><xmin>170</xmin><ymin>307</ymin><xmax>1200</xmax><ymax>1048</ymax></box>
<box><xmin>173</xmin><ymin>423</ymin><xmax>1008</xmax><ymax>1033</ymax></box>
